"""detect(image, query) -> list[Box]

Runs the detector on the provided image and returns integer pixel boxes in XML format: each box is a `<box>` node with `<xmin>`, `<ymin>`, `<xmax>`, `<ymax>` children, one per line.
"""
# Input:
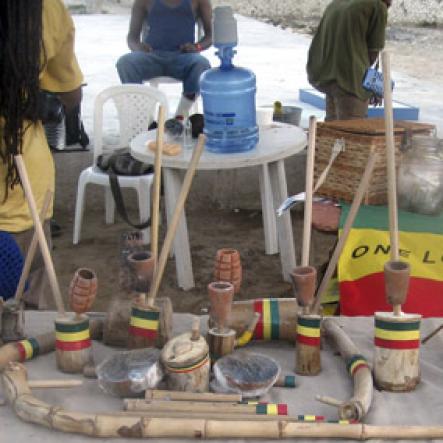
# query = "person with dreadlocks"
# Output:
<box><xmin>0</xmin><ymin>0</ymin><xmax>83</xmax><ymax>308</ymax></box>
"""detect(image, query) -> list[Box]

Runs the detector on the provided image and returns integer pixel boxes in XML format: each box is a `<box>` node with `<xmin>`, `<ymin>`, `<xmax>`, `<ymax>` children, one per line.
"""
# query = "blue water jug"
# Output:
<box><xmin>200</xmin><ymin>7</ymin><xmax>258</xmax><ymax>153</ymax></box>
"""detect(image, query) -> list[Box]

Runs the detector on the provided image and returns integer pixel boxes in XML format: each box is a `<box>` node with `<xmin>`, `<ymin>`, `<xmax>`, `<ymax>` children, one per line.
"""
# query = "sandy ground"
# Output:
<box><xmin>48</xmin><ymin>8</ymin><xmax>442</xmax><ymax>314</ymax></box>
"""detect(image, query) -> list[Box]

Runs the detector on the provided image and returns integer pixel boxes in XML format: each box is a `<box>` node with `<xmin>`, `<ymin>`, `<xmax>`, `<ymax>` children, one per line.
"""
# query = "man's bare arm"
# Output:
<box><xmin>127</xmin><ymin>0</ymin><xmax>151</xmax><ymax>52</ymax></box>
<box><xmin>196</xmin><ymin>0</ymin><xmax>213</xmax><ymax>50</ymax></box>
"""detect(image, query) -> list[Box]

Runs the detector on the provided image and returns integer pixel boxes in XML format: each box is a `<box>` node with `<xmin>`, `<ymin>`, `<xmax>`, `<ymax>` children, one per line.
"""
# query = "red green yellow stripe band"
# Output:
<box><xmin>346</xmin><ymin>354</ymin><xmax>369</xmax><ymax>376</ymax></box>
<box><xmin>16</xmin><ymin>338</ymin><xmax>40</xmax><ymax>361</ymax></box>
<box><xmin>56</xmin><ymin>339</ymin><xmax>91</xmax><ymax>351</ymax></box>
<box><xmin>165</xmin><ymin>354</ymin><xmax>209</xmax><ymax>374</ymax></box>
<box><xmin>55</xmin><ymin>319</ymin><xmax>89</xmax><ymax>333</ymax></box>
<box><xmin>253</xmin><ymin>299</ymin><xmax>280</xmax><ymax>340</ymax></box>
<box><xmin>296</xmin><ymin>317</ymin><xmax>321</xmax><ymax>347</ymax></box>
<box><xmin>256</xmin><ymin>403</ymin><xmax>288</xmax><ymax>416</ymax></box>
<box><xmin>374</xmin><ymin>318</ymin><xmax>421</xmax><ymax>349</ymax></box>
<box><xmin>128</xmin><ymin>307</ymin><xmax>159</xmax><ymax>338</ymax></box>
<box><xmin>298</xmin><ymin>415</ymin><xmax>324</xmax><ymax>422</ymax></box>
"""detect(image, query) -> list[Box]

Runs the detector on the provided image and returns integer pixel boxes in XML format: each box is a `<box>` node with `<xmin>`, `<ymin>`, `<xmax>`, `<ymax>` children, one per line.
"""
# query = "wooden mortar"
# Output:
<box><xmin>55</xmin><ymin>314</ymin><xmax>92</xmax><ymax>374</ymax></box>
<box><xmin>296</xmin><ymin>314</ymin><xmax>321</xmax><ymax>376</ymax></box>
<box><xmin>161</xmin><ymin>319</ymin><xmax>210</xmax><ymax>392</ymax></box>
<box><xmin>373</xmin><ymin>312</ymin><xmax>421</xmax><ymax>391</ymax></box>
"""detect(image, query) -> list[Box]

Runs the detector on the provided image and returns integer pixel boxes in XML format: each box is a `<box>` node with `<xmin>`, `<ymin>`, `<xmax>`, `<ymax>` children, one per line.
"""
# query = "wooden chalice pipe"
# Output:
<box><xmin>290</xmin><ymin>266</ymin><xmax>317</xmax><ymax>315</ymax></box>
<box><xmin>208</xmin><ymin>281</ymin><xmax>234</xmax><ymax>333</ymax></box>
<box><xmin>127</xmin><ymin>251</ymin><xmax>156</xmax><ymax>303</ymax></box>
<box><xmin>384</xmin><ymin>260</ymin><xmax>410</xmax><ymax>316</ymax></box>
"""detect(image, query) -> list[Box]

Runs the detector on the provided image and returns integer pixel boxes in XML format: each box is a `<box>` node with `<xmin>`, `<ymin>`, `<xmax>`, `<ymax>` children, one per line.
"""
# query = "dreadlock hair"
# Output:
<box><xmin>0</xmin><ymin>0</ymin><xmax>44</xmax><ymax>200</ymax></box>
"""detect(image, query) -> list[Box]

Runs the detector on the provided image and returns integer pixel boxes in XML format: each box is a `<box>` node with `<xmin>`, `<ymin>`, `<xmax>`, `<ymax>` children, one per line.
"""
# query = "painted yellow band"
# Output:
<box><xmin>22</xmin><ymin>340</ymin><xmax>34</xmax><ymax>360</ymax></box>
<box><xmin>129</xmin><ymin>316</ymin><xmax>159</xmax><ymax>330</ymax></box>
<box><xmin>266</xmin><ymin>404</ymin><xmax>278</xmax><ymax>416</ymax></box>
<box><xmin>55</xmin><ymin>329</ymin><xmax>90</xmax><ymax>342</ymax></box>
<box><xmin>375</xmin><ymin>328</ymin><xmax>420</xmax><ymax>341</ymax></box>
<box><xmin>349</xmin><ymin>359</ymin><xmax>368</xmax><ymax>375</ymax></box>
<box><xmin>262</xmin><ymin>299</ymin><xmax>271</xmax><ymax>340</ymax></box>
<box><xmin>296</xmin><ymin>324</ymin><xmax>321</xmax><ymax>338</ymax></box>
<box><xmin>303</xmin><ymin>415</ymin><xmax>317</xmax><ymax>422</ymax></box>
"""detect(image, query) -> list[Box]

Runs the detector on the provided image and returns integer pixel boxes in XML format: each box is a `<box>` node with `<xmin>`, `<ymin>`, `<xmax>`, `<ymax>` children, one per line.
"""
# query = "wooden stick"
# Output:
<box><xmin>147</xmin><ymin>134</ymin><xmax>206</xmax><ymax>307</ymax></box>
<box><xmin>28</xmin><ymin>379</ymin><xmax>83</xmax><ymax>389</ymax></box>
<box><xmin>124</xmin><ymin>399</ymin><xmax>286</xmax><ymax>416</ymax></box>
<box><xmin>14</xmin><ymin>155</ymin><xmax>65</xmax><ymax>316</ymax></box>
<box><xmin>301</xmin><ymin>116</ymin><xmax>316</xmax><ymax>267</ymax></box>
<box><xmin>14</xmin><ymin>190</ymin><xmax>53</xmax><ymax>304</ymax></box>
<box><xmin>382</xmin><ymin>50</ymin><xmax>401</xmax><ymax>316</ymax></box>
<box><xmin>422</xmin><ymin>323</ymin><xmax>443</xmax><ymax>344</ymax></box>
<box><xmin>322</xmin><ymin>318</ymin><xmax>373</xmax><ymax>421</ymax></box>
<box><xmin>312</xmin><ymin>152</ymin><xmax>378</xmax><ymax>315</ymax></box>
<box><xmin>5</xmin><ymin>364</ymin><xmax>443</xmax><ymax>440</ymax></box>
<box><xmin>151</xmin><ymin>105</ymin><xmax>166</xmax><ymax>263</ymax></box>
<box><xmin>145</xmin><ymin>389</ymin><xmax>242</xmax><ymax>403</ymax></box>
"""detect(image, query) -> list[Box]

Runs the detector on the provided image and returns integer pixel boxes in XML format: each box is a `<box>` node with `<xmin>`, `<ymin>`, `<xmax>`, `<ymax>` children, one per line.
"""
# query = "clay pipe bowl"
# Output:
<box><xmin>290</xmin><ymin>265</ymin><xmax>317</xmax><ymax>314</ymax></box>
<box><xmin>69</xmin><ymin>268</ymin><xmax>98</xmax><ymax>315</ymax></box>
<box><xmin>127</xmin><ymin>251</ymin><xmax>156</xmax><ymax>294</ymax></box>
<box><xmin>208</xmin><ymin>281</ymin><xmax>234</xmax><ymax>333</ymax></box>
<box><xmin>384</xmin><ymin>260</ymin><xmax>410</xmax><ymax>313</ymax></box>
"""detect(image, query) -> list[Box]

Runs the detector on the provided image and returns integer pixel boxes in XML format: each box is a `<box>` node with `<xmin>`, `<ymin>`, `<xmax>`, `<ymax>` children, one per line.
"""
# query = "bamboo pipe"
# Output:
<box><xmin>382</xmin><ymin>50</ymin><xmax>402</xmax><ymax>317</ymax></box>
<box><xmin>322</xmin><ymin>318</ymin><xmax>373</xmax><ymax>421</ymax></box>
<box><xmin>301</xmin><ymin>116</ymin><xmax>317</xmax><ymax>268</ymax></box>
<box><xmin>4</xmin><ymin>364</ymin><xmax>443</xmax><ymax>440</ymax></box>
<box><xmin>312</xmin><ymin>152</ymin><xmax>378</xmax><ymax>315</ymax></box>
<box><xmin>145</xmin><ymin>389</ymin><xmax>242</xmax><ymax>403</ymax></box>
<box><xmin>14</xmin><ymin>190</ymin><xmax>52</xmax><ymax>304</ymax></box>
<box><xmin>124</xmin><ymin>399</ymin><xmax>286</xmax><ymax>416</ymax></box>
<box><xmin>147</xmin><ymin>134</ymin><xmax>206</xmax><ymax>307</ymax></box>
<box><xmin>151</xmin><ymin>105</ymin><xmax>166</xmax><ymax>263</ymax></box>
<box><xmin>235</xmin><ymin>312</ymin><xmax>260</xmax><ymax>347</ymax></box>
<box><xmin>28</xmin><ymin>379</ymin><xmax>83</xmax><ymax>389</ymax></box>
<box><xmin>14</xmin><ymin>155</ymin><xmax>65</xmax><ymax>316</ymax></box>
<box><xmin>120</xmin><ymin>410</ymin><xmax>284</xmax><ymax>421</ymax></box>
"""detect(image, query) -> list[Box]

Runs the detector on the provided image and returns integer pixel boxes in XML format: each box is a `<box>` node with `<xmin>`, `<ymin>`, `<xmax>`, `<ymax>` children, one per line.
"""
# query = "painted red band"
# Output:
<box><xmin>297</xmin><ymin>334</ymin><xmax>321</xmax><ymax>347</ymax></box>
<box><xmin>16</xmin><ymin>343</ymin><xmax>26</xmax><ymax>362</ymax></box>
<box><xmin>55</xmin><ymin>339</ymin><xmax>91</xmax><ymax>351</ymax></box>
<box><xmin>277</xmin><ymin>404</ymin><xmax>288</xmax><ymax>415</ymax></box>
<box><xmin>128</xmin><ymin>326</ymin><xmax>158</xmax><ymax>339</ymax></box>
<box><xmin>374</xmin><ymin>337</ymin><xmax>420</xmax><ymax>349</ymax></box>
<box><xmin>254</xmin><ymin>300</ymin><xmax>264</xmax><ymax>339</ymax></box>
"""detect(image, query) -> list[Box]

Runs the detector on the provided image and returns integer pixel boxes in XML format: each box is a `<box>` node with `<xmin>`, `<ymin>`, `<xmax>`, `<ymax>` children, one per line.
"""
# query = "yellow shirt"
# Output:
<box><xmin>0</xmin><ymin>0</ymin><xmax>83</xmax><ymax>232</ymax></box>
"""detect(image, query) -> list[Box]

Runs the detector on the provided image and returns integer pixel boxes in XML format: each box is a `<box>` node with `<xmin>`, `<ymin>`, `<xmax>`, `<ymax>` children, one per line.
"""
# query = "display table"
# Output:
<box><xmin>2</xmin><ymin>312</ymin><xmax>443</xmax><ymax>442</ymax></box>
<box><xmin>130</xmin><ymin>123</ymin><xmax>307</xmax><ymax>290</ymax></box>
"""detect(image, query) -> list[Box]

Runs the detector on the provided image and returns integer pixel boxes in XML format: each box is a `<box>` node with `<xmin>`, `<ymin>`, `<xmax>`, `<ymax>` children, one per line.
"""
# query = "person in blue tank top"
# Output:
<box><xmin>116</xmin><ymin>0</ymin><xmax>212</xmax><ymax>118</ymax></box>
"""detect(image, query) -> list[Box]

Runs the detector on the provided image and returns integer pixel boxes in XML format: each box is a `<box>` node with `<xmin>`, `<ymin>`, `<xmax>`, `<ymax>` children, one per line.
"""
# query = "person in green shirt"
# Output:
<box><xmin>306</xmin><ymin>0</ymin><xmax>392</xmax><ymax>120</ymax></box>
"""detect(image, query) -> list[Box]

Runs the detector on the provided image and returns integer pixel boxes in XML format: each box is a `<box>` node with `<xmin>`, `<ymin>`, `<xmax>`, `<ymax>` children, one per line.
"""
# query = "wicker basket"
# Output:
<box><xmin>313</xmin><ymin>119</ymin><xmax>435</xmax><ymax>205</ymax></box>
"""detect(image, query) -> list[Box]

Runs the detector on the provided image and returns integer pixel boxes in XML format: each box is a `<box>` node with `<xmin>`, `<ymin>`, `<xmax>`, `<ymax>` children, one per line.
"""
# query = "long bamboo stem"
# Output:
<box><xmin>147</xmin><ymin>134</ymin><xmax>206</xmax><ymax>307</ymax></box>
<box><xmin>14</xmin><ymin>156</ymin><xmax>65</xmax><ymax>316</ymax></box>
<box><xmin>14</xmin><ymin>190</ymin><xmax>52</xmax><ymax>304</ymax></box>
<box><xmin>151</xmin><ymin>106</ymin><xmax>166</xmax><ymax>263</ymax></box>
<box><xmin>312</xmin><ymin>152</ymin><xmax>378</xmax><ymax>314</ymax></box>
<box><xmin>145</xmin><ymin>389</ymin><xmax>242</xmax><ymax>403</ymax></box>
<box><xmin>301</xmin><ymin>116</ymin><xmax>316</xmax><ymax>267</ymax></box>
<box><xmin>382</xmin><ymin>50</ymin><xmax>402</xmax><ymax>316</ymax></box>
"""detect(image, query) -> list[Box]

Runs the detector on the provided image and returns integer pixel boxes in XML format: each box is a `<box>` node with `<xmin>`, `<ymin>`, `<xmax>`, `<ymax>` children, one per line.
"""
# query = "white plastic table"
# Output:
<box><xmin>131</xmin><ymin>123</ymin><xmax>307</xmax><ymax>290</ymax></box>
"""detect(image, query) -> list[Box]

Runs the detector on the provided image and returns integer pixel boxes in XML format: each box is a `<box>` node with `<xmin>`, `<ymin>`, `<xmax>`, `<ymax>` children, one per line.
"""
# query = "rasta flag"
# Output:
<box><xmin>339</xmin><ymin>204</ymin><xmax>443</xmax><ymax>317</ymax></box>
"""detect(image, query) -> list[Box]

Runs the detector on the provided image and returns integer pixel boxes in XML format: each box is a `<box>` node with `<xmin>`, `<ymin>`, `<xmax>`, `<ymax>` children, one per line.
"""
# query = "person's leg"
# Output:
<box><xmin>12</xmin><ymin>221</ymin><xmax>52</xmax><ymax>310</ymax></box>
<box><xmin>320</xmin><ymin>84</ymin><xmax>338</xmax><ymax>121</ymax></box>
<box><xmin>116</xmin><ymin>51</ymin><xmax>164</xmax><ymax>84</ymax></box>
<box><xmin>166</xmin><ymin>53</ymin><xmax>211</xmax><ymax>116</ymax></box>
<box><xmin>333</xmin><ymin>84</ymin><xmax>369</xmax><ymax>120</ymax></box>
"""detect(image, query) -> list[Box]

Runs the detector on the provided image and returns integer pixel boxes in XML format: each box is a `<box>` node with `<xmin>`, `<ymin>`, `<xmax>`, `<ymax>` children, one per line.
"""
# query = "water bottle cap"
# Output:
<box><xmin>213</xmin><ymin>6</ymin><xmax>237</xmax><ymax>48</ymax></box>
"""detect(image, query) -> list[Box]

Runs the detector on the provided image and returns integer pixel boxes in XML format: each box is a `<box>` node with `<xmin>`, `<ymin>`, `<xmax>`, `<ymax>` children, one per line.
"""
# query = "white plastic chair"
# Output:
<box><xmin>73</xmin><ymin>85</ymin><xmax>169</xmax><ymax>245</ymax></box>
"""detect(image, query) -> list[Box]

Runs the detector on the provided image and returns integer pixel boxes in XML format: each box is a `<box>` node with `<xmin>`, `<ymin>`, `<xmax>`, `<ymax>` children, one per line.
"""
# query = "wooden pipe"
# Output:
<box><xmin>290</xmin><ymin>265</ymin><xmax>317</xmax><ymax>315</ymax></box>
<box><xmin>14</xmin><ymin>155</ymin><xmax>66</xmax><ymax>316</ymax></box>
<box><xmin>208</xmin><ymin>281</ymin><xmax>235</xmax><ymax>332</ymax></box>
<box><xmin>312</xmin><ymin>151</ymin><xmax>378</xmax><ymax>315</ymax></box>
<box><xmin>14</xmin><ymin>190</ymin><xmax>52</xmax><ymax>304</ymax></box>
<box><xmin>147</xmin><ymin>134</ymin><xmax>206</xmax><ymax>307</ymax></box>
<box><xmin>384</xmin><ymin>260</ymin><xmax>410</xmax><ymax>308</ymax></box>
<box><xmin>28</xmin><ymin>379</ymin><xmax>83</xmax><ymax>389</ymax></box>
<box><xmin>145</xmin><ymin>389</ymin><xmax>242</xmax><ymax>403</ymax></box>
<box><xmin>151</xmin><ymin>105</ymin><xmax>166</xmax><ymax>264</ymax></box>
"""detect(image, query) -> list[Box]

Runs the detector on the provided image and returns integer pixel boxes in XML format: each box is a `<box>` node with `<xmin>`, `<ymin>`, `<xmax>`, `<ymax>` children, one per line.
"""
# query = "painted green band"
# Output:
<box><xmin>131</xmin><ymin>307</ymin><xmax>160</xmax><ymax>321</ymax></box>
<box><xmin>28</xmin><ymin>337</ymin><xmax>40</xmax><ymax>357</ymax></box>
<box><xmin>346</xmin><ymin>354</ymin><xmax>368</xmax><ymax>373</ymax></box>
<box><xmin>270</xmin><ymin>298</ymin><xmax>280</xmax><ymax>340</ymax></box>
<box><xmin>55</xmin><ymin>319</ymin><xmax>89</xmax><ymax>333</ymax></box>
<box><xmin>284</xmin><ymin>375</ymin><xmax>296</xmax><ymax>387</ymax></box>
<box><xmin>375</xmin><ymin>319</ymin><xmax>420</xmax><ymax>331</ymax></box>
<box><xmin>297</xmin><ymin>316</ymin><xmax>321</xmax><ymax>329</ymax></box>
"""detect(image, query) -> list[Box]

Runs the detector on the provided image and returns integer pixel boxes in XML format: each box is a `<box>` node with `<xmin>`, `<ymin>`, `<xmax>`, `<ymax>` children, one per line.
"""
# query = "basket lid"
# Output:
<box><xmin>161</xmin><ymin>332</ymin><xmax>209</xmax><ymax>369</ymax></box>
<box><xmin>318</xmin><ymin>119</ymin><xmax>434</xmax><ymax>136</ymax></box>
